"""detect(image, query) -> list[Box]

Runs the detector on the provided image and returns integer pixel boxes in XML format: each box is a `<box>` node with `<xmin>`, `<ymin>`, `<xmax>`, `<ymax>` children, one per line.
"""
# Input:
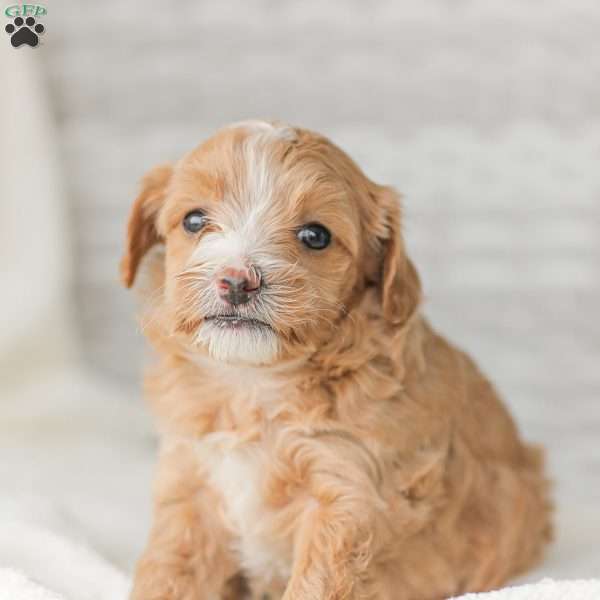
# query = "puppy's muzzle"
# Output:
<box><xmin>216</xmin><ymin>265</ymin><xmax>261</xmax><ymax>306</ymax></box>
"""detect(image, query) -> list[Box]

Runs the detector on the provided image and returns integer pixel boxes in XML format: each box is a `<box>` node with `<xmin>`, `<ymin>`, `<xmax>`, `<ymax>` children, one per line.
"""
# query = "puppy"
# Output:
<box><xmin>122</xmin><ymin>121</ymin><xmax>552</xmax><ymax>600</ymax></box>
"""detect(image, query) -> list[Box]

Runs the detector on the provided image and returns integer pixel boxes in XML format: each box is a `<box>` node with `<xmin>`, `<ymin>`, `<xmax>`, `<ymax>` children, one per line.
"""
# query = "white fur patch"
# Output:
<box><xmin>188</xmin><ymin>122</ymin><xmax>281</xmax><ymax>270</ymax></box>
<box><xmin>191</xmin><ymin>230</ymin><xmax>249</xmax><ymax>270</ymax></box>
<box><xmin>196</xmin><ymin>432</ymin><xmax>292</xmax><ymax>583</ymax></box>
<box><xmin>184</xmin><ymin>121</ymin><xmax>301</xmax><ymax>365</ymax></box>
<box><xmin>195</xmin><ymin>320</ymin><xmax>279</xmax><ymax>365</ymax></box>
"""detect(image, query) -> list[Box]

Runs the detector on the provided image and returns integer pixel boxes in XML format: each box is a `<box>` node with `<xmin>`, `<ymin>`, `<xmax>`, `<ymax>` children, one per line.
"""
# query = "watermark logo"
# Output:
<box><xmin>4</xmin><ymin>4</ymin><xmax>46</xmax><ymax>47</ymax></box>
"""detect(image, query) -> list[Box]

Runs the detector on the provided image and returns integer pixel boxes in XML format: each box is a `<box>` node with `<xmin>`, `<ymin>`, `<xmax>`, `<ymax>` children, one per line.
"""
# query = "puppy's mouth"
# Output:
<box><xmin>204</xmin><ymin>315</ymin><xmax>273</xmax><ymax>331</ymax></box>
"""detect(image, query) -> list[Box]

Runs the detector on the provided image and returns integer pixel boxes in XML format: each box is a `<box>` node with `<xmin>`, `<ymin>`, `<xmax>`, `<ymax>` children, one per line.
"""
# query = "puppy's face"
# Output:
<box><xmin>122</xmin><ymin>121</ymin><xmax>420</xmax><ymax>365</ymax></box>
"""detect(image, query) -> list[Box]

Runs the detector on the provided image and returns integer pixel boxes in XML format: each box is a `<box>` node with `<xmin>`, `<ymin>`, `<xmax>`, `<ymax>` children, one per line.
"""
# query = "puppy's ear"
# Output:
<box><xmin>375</xmin><ymin>186</ymin><xmax>422</xmax><ymax>326</ymax></box>
<box><xmin>120</xmin><ymin>164</ymin><xmax>173</xmax><ymax>288</ymax></box>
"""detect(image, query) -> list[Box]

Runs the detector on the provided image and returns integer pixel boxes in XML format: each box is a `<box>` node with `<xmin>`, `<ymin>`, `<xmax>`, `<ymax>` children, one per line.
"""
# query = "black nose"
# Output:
<box><xmin>216</xmin><ymin>267</ymin><xmax>261</xmax><ymax>305</ymax></box>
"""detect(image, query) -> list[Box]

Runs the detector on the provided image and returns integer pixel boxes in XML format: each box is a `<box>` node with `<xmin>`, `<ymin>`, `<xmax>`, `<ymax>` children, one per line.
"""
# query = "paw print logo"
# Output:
<box><xmin>5</xmin><ymin>16</ymin><xmax>45</xmax><ymax>48</ymax></box>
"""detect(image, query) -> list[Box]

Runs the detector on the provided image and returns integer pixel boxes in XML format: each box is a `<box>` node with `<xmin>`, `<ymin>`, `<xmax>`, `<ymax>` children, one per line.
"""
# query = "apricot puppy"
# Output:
<box><xmin>122</xmin><ymin>121</ymin><xmax>552</xmax><ymax>600</ymax></box>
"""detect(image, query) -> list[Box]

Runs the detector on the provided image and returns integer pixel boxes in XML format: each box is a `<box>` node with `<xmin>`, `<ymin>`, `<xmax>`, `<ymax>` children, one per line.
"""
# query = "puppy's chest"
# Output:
<box><xmin>195</xmin><ymin>364</ymin><xmax>300</xmax><ymax>582</ymax></box>
<box><xmin>197</xmin><ymin>430</ymin><xmax>294</xmax><ymax>582</ymax></box>
<box><xmin>193</xmin><ymin>365</ymin><xmax>330</xmax><ymax>582</ymax></box>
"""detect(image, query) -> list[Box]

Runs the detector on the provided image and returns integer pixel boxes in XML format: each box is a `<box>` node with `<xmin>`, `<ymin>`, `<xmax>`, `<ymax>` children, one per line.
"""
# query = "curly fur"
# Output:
<box><xmin>121</xmin><ymin>120</ymin><xmax>552</xmax><ymax>600</ymax></box>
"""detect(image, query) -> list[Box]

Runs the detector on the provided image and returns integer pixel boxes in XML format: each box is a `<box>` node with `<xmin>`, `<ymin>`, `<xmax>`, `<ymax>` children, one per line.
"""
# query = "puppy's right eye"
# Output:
<box><xmin>182</xmin><ymin>210</ymin><xmax>206</xmax><ymax>234</ymax></box>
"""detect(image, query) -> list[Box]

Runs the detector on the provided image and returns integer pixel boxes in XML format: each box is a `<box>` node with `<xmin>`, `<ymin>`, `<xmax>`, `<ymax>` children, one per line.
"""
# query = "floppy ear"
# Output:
<box><xmin>120</xmin><ymin>164</ymin><xmax>173</xmax><ymax>288</ymax></box>
<box><xmin>376</xmin><ymin>186</ymin><xmax>422</xmax><ymax>326</ymax></box>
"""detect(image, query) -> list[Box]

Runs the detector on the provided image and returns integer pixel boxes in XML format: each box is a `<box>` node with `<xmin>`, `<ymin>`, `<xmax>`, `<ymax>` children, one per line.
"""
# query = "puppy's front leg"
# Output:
<box><xmin>131</xmin><ymin>440</ymin><xmax>237</xmax><ymax>600</ymax></box>
<box><xmin>283</xmin><ymin>501</ymin><xmax>379</xmax><ymax>600</ymax></box>
<box><xmin>282</xmin><ymin>437</ymin><xmax>385</xmax><ymax>600</ymax></box>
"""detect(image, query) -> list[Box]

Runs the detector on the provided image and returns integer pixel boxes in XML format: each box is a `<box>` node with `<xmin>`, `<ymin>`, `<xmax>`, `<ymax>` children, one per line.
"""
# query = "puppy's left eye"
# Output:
<box><xmin>182</xmin><ymin>210</ymin><xmax>207</xmax><ymax>234</ymax></box>
<box><xmin>297</xmin><ymin>223</ymin><xmax>331</xmax><ymax>250</ymax></box>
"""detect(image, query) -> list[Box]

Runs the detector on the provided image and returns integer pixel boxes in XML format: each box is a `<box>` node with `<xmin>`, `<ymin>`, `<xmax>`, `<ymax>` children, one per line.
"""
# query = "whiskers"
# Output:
<box><xmin>153</xmin><ymin>257</ymin><xmax>350</xmax><ymax>363</ymax></box>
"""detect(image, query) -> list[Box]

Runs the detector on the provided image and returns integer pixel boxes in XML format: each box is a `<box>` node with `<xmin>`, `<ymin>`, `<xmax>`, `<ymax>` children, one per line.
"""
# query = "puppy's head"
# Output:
<box><xmin>121</xmin><ymin>121</ymin><xmax>420</xmax><ymax>365</ymax></box>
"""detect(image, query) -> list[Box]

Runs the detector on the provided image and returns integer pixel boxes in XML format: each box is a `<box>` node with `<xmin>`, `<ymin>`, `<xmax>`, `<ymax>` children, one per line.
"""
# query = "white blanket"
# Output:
<box><xmin>0</xmin><ymin>516</ymin><xmax>599</xmax><ymax>600</ymax></box>
<box><xmin>0</xmin><ymin>515</ymin><xmax>598</xmax><ymax>600</ymax></box>
<box><xmin>453</xmin><ymin>580</ymin><xmax>600</xmax><ymax>600</ymax></box>
<box><xmin>0</xmin><ymin>524</ymin><xmax>128</xmax><ymax>600</ymax></box>
<box><xmin>0</xmin><ymin>570</ymin><xmax>62</xmax><ymax>600</ymax></box>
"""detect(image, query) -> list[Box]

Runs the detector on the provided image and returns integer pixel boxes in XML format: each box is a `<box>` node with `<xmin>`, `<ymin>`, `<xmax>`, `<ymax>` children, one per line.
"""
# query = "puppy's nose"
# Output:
<box><xmin>216</xmin><ymin>266</ymin><xmax>261</xmax><ymax>305</ymax></box>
